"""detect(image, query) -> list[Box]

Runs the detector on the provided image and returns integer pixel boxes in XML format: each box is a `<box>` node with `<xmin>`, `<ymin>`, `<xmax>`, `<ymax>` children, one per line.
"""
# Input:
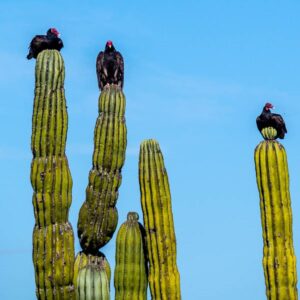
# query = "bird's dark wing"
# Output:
<box><xmin>29</xmin><ymin>35</ymin><xmax>47</xmax><ymax>48</ymax></box>
<box><xmin>115</xmin><ymin>51</ymin><xmax>124</xmax><ymax>88</ymax></box>
<box><xmin>57</xmin><ymin>38</ymin><xmax>64</xmax><ymax>50</ymax></box>
<box><xmin>96</xmin><ymin>51</ymin><xmax>105</xmax><ymax>90</ymax></box>
<box><xmin>272</xmin><ymin>113</ymin><xmax>287</xmax><ymax>133</ymax></box>
<box><xmin>256</xmin><ymin>115</ymin><xmax>263</xmax><ymax>131</ymax></box>
<box><xmin>27</xmin><ymin>35</ymin><xmax>47</xmax><ymax>59</ymax></box>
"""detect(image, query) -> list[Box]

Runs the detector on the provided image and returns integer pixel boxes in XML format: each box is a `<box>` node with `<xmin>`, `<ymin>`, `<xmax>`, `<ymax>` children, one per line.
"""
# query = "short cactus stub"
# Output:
<box><xmin>261</xmin><ymin>127</ymin><xmax>277</xmax><ymax>140</ymax></box>
<box><xmin>139</xmin><ymin>139</ymin><xmax>181</xmax><ymax>300</ymax></box>
<box><xmin>76</xmin><ymin>264</ymin><xmax>110</xmax><ymax>300</ymax></box>
<box><xmin>74</xmin><ymin>251</ymin><xmax>111</xmax><ymax>291</ymax></box>
<box><xmin>77</xmin><ymin>84</ymin><xmax>127</xmax><ymax>252</ymax></box>
<box><xmin>255</xmin><ymin>140</ymin><xmax>298</xmax><ymax>299</ymax></box>
<box><xmin>114</xmin><ymin>212</ymin><xmax>148</xmax><ymax>300</ymax></box>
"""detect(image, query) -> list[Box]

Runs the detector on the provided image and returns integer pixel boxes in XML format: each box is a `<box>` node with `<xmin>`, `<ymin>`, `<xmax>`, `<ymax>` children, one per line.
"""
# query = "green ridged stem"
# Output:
<box><xmin>31</xmin><ymin>156</ymin><xmax>72</xmax><ymax>227</ymax></box>
<box><xmin>77</xmin><ymin>84</ymin><xmax>127</xmax><ymax>251</ymax></box>
<box><xmin>74</xmin><ymin>251</ymin><xmax>111</xmax><ymax>291</ymax></box>
<box><xmin>76</xmin><ymin>264</ymin><xmax>110</xmax><ymax>300</ymax></box>
<box><xmin>33</xmin><ymin>222</ymin><xmax>75</xmax><ymax>300</ymax></box>
<box><xmin>31</xmin><ymin>50</ymin><xmax>75</xmax><ymax>299</ymax></box>
<box><xmin>32</xmin><ymin>50</ymin><xmax>67</xmax><ymax>158</ymax></box>
<box><xmin>114</xmin><ymin>212</ymin><xmax>148</xmax><ymax>300</ymax></box>
<box><xmin>255</xmin><ymin>140</ymin><xmax>298</xmax><ymax>299</ymax></box>
<box><xmin>139</xmin><ymin>139</ymin><xmax>181</xmax><ymax>300</ymax></box>
<box><xmin>261</xmin><ymin>127</ymin><xmax>278</xmax><ymax>140</ymax></box>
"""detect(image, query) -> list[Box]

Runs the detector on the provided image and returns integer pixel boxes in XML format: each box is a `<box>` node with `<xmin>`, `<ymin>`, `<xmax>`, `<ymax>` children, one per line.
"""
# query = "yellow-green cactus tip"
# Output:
<box><xmin>127</xmin><ymin>211</ymin><xmax>139</xmax><ymax>222</ymax></box>
<box><xmin>261</xmin><ymin>127</ymin><xmax>277</xmax><ymax>140</ymax></box>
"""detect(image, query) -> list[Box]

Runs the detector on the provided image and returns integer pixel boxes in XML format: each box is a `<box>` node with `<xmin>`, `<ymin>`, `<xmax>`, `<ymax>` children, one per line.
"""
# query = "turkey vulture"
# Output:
<box><xmin>96</xmin><ymin>41</ymin><xmax>124</xmax><ymax>90</ymax></box>
<box><xmin>27</xmin><ymin>28</ymin><xmax>63</xmax><ymax>60</ymax></box>
<box><xmin>256</xmin><ymin>103</ymin><xmax>287</xmax><ymax>139</ymax></box>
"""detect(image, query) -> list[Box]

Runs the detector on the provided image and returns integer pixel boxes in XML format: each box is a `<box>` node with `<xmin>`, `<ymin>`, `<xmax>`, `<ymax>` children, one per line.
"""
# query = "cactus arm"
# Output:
<box><xmin>139</xmin><ymin>140</ymin><xmax>181</xmax><ymax>300</ymax></box>
<box><xmin>255</xmin><ymin>139</ymin><xmax>298</xmax><ymax>299</ymax></box>
<box><xmin>77</xmin><ymin>85</ymin><xmax>127</xmax><ymax>252</ymax></box>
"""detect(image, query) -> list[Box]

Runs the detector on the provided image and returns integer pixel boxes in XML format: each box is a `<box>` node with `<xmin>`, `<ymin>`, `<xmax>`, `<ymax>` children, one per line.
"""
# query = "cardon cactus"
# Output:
<box><xmin>114</xmin><ymin>212</ymin><xmax>148</xmax><ymax>300</ymax></box>
<box><xmin>74</xmin><ymin>251</ymin><xmax>111</xmax><ymax>291</ymax></box>
<box><xmin>76</xmin><ymin>264</ymin><xmax>110</xmax><ymax>300</ymax></box>
<box><xmin>254</xmin><ymin>130</ymin><xmax>298</xmax><ymax>299</ymax></box>
<box><xmin>77</xmin><ymin>84</ymin><xmax>127</xmax><ymax>252</ymax></box>
<box><xmin>30</xmin><ymin>50</ymin><xmax>75</xmax><ymax>299</ymax></box>
<box><xmin>139</xmin><ymin>139</ymin><xmax>181</xmax><ymax>300</ymax></box>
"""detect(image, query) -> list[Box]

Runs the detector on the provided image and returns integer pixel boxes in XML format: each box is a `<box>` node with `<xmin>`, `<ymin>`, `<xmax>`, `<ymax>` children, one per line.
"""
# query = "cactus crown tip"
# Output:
<box><xmin>140</xmin><ymin>139</ymin><xmax>160</xmax><ymax>151</ymax></box>
<box><xmin>261</xmin><ymin>127</ymin><xmax>277</xmax><ymax>140</ymax></box>
<box><xmin>127</xmin><ymin>211</ymin><xmax>139</xmax><ymax>222</ymax></box>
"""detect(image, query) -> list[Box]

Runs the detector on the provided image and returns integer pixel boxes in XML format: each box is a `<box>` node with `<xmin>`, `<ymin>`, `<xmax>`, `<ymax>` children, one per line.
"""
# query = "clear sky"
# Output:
<box><xmin>0</xmin><ymin>0</ymin><xmax>300</xmax><ymax>299</ymax></box>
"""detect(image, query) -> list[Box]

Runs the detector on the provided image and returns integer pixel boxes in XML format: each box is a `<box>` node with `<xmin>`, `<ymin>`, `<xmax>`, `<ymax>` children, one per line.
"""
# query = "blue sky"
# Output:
<box><xmin>0</xmin><ymin>0</ymin><xmax>300</xmax><ymax>299</ymax></box>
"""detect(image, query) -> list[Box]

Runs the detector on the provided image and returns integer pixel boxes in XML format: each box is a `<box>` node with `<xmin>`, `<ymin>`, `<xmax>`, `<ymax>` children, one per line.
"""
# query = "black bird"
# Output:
<box><xmin>27</xmin><ymin>28</ymin><xmax>63</xmax><ymax>59</ymax></box>
<box><xmin>96</xmin><ymin>41</ymin><xmax>124</xmax><ymax>90</ymax></box>
<box><xmin>256</xmin><ymin>103</ymin><xmax>287</xmax><ymax>139</ymax></box>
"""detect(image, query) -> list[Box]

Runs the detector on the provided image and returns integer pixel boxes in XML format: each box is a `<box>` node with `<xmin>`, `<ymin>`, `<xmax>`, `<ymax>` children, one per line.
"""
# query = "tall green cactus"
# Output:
<box><xmin>76</xmin><ymin>264</ymin><xmax>110</xmax><ymax>300</ymax></box>
<box><xmin>31</xmin><ymin>50</ymin><xmax>75</xmax><ymax>299</ymax></box>
<box><xmin>77</xmin><ymin>84</ymin><xmax>127</xmax><ymax>252</ymax></box>
<box><xmin>114</xmin><ymin>212</ymin><xmax>148</xmax><ymax>300</ymax></box>
<box><xmin>139</xmin><ymin>139</ymin><xmax>181</xmax><ymax>300</ymax></box>
<box><xmin>254</xmin><ymin>129</ymin><xmax>298</xmax><ymax>299</ymax></box>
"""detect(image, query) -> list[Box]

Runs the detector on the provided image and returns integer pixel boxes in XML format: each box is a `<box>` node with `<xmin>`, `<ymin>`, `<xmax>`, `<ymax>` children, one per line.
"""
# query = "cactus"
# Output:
<box><xmin>30</xmin><ymin>50</ymin><xmax>75</xmax><ymax>299</ymax></box>
<box><xmin>254</xmin><ymin>133</ymin><xmax>298</xmax><ymax>299</ymax></box>
<box><xmin>74</xmin><ymin>251</ymin><xmax>111</xmax><ymax>291</ymax></box>
<box><xmin>77</xmin><ymin>84</ymin><xmax>127</xmax><ymax>252</ymax></box>
<box><xmin>114</xmin><ymin>212</ymin><xmax>148</xmax><ymax>300</ymax></box>
<box><xmin>139</xmin><ymin>139</ymin><xmax>181</xmax><ymax>300</ymax></box>
<box><xmin>76</xmin><ymin>264</ymin><xmax>110</xmax><ymax>300</ymax></box>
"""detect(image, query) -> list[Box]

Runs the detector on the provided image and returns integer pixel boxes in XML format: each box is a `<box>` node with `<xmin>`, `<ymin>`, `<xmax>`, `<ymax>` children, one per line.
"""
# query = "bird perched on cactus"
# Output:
<box><xmin>96</xmin><ymin>40</ymin><xmax>124</xmax><ymax>90</ymax></box>
<box><xmin>256</xmin><ymin>103</ymin><xmax>287</xmax><ymax>139</ymax></box>
<box><xmin>27</xmin><ymin>28</ymin><xmax>63</xmax><ymax>59</ymax></box>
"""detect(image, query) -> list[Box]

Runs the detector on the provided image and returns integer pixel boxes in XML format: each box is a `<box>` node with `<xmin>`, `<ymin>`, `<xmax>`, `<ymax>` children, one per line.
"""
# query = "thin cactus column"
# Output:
<box><xmin>254</xmin><ymin>128</ymin><xmax>298</xmax><ymax>299</ymax></box>
<box><xmin>139</xmin><ymin>139</ymin><xmax>181</xmax><ymax>300</ymax></box>
<box><xmin>30</xmin><ymin>50</ymin><xmax>75</xmax><ymax>299</ymax></box>
<box><xmin>114</xmin><ymin>212</ymin><xmax>148</xmax><ymax>300</ymax></box>
<box><xmin>77</xmin><ymin>84</ymin><xmax>127</xmax><ymax>252</ymax></box>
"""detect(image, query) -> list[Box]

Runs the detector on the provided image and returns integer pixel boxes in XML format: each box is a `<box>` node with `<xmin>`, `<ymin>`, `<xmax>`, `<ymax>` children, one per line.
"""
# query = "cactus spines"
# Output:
<box><xmin>77</xmin><ymin>84</ymin><xmax>127</xmax><ymax>252</ymax></box>
<box><xmin>76</xmin><ymin>264</ymin><xmax>110</xmax><ymax>300</ymax></box>
<box><xmin>255</xmin><ymin>138</ymin><xmax>298</xmax><ymax>299</ymax></box>
<box><xmin>261</xmin><ymin>127</ymin><xmax>278</xmax><ymax>140</ymax></box>
<box><xmin>139</xmin><ymin>139</ymin><xmax>181</xmax><ymax>300</ymax></box>
<box><xmin>114</xmin><ymin>212</ymin><xmax>148</xmax><ymax>300</ymax></box>
<box><xmin>31</xmin><ymin>50</ymin><xmax>75</xmax><ymax>299</ymax></box>
<box><xmin>74</xmin><ymin>251</ymin><xmax>111</xmax><ymax>291</ymax></box>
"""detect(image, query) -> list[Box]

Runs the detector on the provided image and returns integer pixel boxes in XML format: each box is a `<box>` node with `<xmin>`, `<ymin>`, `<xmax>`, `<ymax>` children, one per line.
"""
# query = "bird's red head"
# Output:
<box><xmin>106</xmin><ymin>40</ymin><xmax>113</xmax><ymax>48</ymax></box>
<box><xmin>264</xmin><ymin>102</ymin><xmax>274</xmax><ymax>111</ymax></box>
<box><xmin>50</xmin><ymin>28</ymin><xmax>60</xmax><ymax>37</ymax></box>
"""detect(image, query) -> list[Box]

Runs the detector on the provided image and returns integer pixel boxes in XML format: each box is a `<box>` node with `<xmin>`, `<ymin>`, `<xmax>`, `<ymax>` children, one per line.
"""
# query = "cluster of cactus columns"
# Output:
<box><xmin>255</xmin><ymin>127</ymin><xmax>298</xmax><ymax>299</ymax></box>
<box><xmin>30</xmin><ymin>50</ymin><xmax>75</xmax><ymax>299</ymax></box>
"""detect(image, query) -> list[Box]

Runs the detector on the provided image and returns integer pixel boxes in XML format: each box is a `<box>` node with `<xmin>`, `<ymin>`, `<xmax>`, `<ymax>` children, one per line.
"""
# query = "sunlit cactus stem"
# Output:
<box><xmin>114</xmin><ymin>212</ymin><xmax>148</xmax><ymax>300</ymax></box>
<box><xmin>30</xmin><ymin>49</ymin><xmax>75</xmax><ymax>299</ymax></box>
<box><xmin>254</xmin><ymin>131</ymin><xmax>298</xmax><ymax>299</ymax></box>
<box><xmin>139</xmin><ymin>139</ymin><xmax>181</xmax><ymax>300</ymax></box>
